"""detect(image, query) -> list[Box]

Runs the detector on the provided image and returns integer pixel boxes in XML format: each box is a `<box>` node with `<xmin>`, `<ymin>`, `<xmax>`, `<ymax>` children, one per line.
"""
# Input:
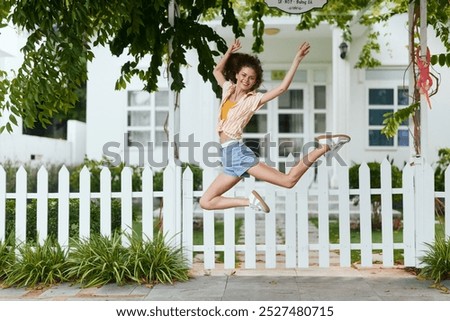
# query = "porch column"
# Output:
<box><xmin>330</xmin><ymin>27</ymin><xmax>350</xmax><ymax>186</ymax></box>
<box><xmin>165</xmin><ymin>0</ymin><xmax>182</xmax><ymax>247</ymax></box>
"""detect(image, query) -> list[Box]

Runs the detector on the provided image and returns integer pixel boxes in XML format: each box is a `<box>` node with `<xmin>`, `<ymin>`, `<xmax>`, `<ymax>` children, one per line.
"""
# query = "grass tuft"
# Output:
<box><xmin>4</xmin><ymin>237</ymin><xmax>68</xmax><ymax>288</ymax></box>
<box><xmin>419</xmin><ymin>235</ymin><xmax>450</xmax><ymax>283</ymax></box>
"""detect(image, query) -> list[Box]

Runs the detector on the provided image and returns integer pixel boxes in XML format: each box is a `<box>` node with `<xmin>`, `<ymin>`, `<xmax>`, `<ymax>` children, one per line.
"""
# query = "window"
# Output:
<box><xmin>367</xmin><ymin>84</ymin><xmax>409</xmax><ymax>148</ymax></box>
<box><xmin>313</xmin><ymin>85</ymin><xmax>327</xmax><ymax>134</ymax></box>
<box><xmin>126</xmin><ymin>89</ymin><xmax>169</xmax><ymax>148</ymax></box>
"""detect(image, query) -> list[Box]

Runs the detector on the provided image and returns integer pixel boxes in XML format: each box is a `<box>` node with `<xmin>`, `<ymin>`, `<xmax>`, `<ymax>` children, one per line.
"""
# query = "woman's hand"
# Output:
<box><xmin>295</xmin><ymin>42</ymin><xmax>310</xmax><ymax>61</ymax></box>
<box><xmin>214</xmin><ymin>39</ymin><xmax>242</xmax><ymax>87</ymax></box>
<box><xmin>227</xmin><ymin>39</ymin><xmax>242</xmax><ymax>55</ymax></box>
<box><xmin>259</xmin><ymin>41</ymin><xmax>311</xmax><ymax>106</ymax></box>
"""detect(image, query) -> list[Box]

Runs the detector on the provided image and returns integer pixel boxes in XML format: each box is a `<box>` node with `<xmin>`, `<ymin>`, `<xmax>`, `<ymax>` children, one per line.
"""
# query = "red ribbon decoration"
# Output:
<box><xmin>416</xmin><ymin>46</ymin><xmax>433</xmax><ymax>109</ymax></box>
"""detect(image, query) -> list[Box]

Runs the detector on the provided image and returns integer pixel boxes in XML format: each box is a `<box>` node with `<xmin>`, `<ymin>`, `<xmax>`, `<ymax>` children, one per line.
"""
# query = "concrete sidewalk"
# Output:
<box><xmin>1</xmin><ymin>264</ymin><xmax>449</xmax><ymax>301</ymax></box>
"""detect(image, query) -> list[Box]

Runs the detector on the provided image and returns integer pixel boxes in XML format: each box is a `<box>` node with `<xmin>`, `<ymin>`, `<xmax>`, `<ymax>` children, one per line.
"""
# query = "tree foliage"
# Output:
<box><xmin>0</xmin><ymin>0</ymin><xmax>449</xmax><ymax>135</ymax></box>
<box><xmin>378</xmin><ymin>0</ymin><xmax>450</xmax><ymax>155</ymax></box>
<box><xmin>0</xmin><ymin>0</ymin><xmax>243</xmax><ymax>133</ymax></box>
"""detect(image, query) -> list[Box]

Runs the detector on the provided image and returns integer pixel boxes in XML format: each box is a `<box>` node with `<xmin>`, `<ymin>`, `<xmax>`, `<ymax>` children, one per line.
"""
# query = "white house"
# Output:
<box><xmin>0</xmin><ymin>25</ymin><xmax>86</xmax><ymax>166</ymax></box>
<box><xmin>1</xmin><ymin>14</ymin><xmax>449</xmax><ymax>172</ymax></box>
<box><xmin>86</xmin><ymin>14</ymin><xmax>450</xmax><ymax>178</ymax></box>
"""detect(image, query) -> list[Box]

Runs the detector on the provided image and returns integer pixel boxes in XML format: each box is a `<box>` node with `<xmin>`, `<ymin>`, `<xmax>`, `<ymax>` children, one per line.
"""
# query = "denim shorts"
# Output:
<box><xmin>221</xmin><ymin>140</ymin><xmax>259</xmax><ymax>177</ymax></box>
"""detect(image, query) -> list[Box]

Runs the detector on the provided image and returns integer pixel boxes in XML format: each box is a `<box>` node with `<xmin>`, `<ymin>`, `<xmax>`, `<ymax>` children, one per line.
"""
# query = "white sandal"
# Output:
<box><xmin>248</xmin><ymin>190</ymin><xmax>270</xmax><ymax>213</ymax></box>
<box><xmin>315</xmin><ymin>134</ymin><xmax>351</xmax><ymax>152</ymax></box>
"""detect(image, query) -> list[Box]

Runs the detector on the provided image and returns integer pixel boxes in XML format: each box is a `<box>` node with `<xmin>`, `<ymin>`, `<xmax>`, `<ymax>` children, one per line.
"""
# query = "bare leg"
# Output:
<box><xmin>199</xmin><ymin>142</ymin><xmax>331</xmax><ymax>210</ymax></box>
<box><xmin>247</xmin><ymin>144</ymin><xmax>329</xmax><ymax>188</ymax></box>
<box><xmin>199</xmin><ymin>174</ymin><xmax>247</xmax><ymax>210</ymax></box>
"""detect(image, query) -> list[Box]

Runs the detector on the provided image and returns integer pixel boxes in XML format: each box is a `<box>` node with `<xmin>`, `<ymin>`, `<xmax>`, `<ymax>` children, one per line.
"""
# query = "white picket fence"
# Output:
<box><xmin>0</xmin><ymin>158</ymin><xmax>449</xmax><ymax>269</ymax></box>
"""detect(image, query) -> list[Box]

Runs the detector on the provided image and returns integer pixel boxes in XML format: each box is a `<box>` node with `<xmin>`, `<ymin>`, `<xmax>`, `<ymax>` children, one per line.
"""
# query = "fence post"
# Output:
<box><xmin>163</xmin><ymin>162</ymin><xmax>175</xmax><ymax>245</ymax></box>
<box><xmin>142</xmin><ymin>166</ymin><xmax>154</xmax><ymax>241</ymax></box>
<box><xmin>0</xmin><ymin>166</ymin><xmax>5</xmax><ymax>242</ymax></box>
<box><xmin>201</xmin><ymin>167</ymin><xmax>216</xmax><ymax>269</ymax></box>
<box><xmin>163</xmin><ymin>162</ymin><xmax>179</xmax><ymax>247</ymax></box>
<box><xmin>359</xmin><ymin>162</ymin><xmax>373</xmax><ymax>267</ymax></box>
<box><xmin>100</xmin><ymin>167</ymin><xmax>112</xmax><ymax>237</ymax></box>
<box><xmin>223</xmin><ymin>188</ymin><xmax>236</xmax><ymax>269</ymax></box>
<box><xmin>337</xmin><ymin>162</ymin><xmax>351</xmax><ymax>267</ymax></box>
<box><xmin>37</xmin><ymin>166</ymin><xmax>49</xmax><ymax>245</ymax></box>
<box><xmin>121</xmin><ymin>167</ymin><xmax>133</xmax><ymax>246</ymax></box>
<box><xmin>297</xmin><ymin>168</ymin><xmax>313</xmax><ymax>268</ymax></box>
<box><xmin>445</xmin><ymin>167</ymin><xmax>450</xmax><ymax>239</ymax></box>
<box><xmin>414</xmin><ymin>158</ymin><xmax>435</xmax><ymax>267</ymax></box>
<box><xmin>402</xmin><ymin>163</ymin><xmax>416</xmax><ymax>266</ymax></box>
<box><xmin>15</xmin><ymin>167</ymin><xmax>27</xmax><ymax>244</ymax></box>
<box><xmin>182</xmin><ymin>166</ymin><xmax>193</xmax><ymax>266</ymax></box>
<box><xmin>317</xmin><ymin>160</ymin><xmax>330</xmax><ymax>267</ymax></box>
<box><xmin>284</xmin><ymin>154</ymin><xmax>297</xmax><ymax>268</ymax></box>
<box><xmin>79</xmin><ymin>166</ymin><xmax>91</xmax><ymax>240</ymax></box>
<box><xmin>58</xmin><ymin>166</ymin><xmax>70</xmax><ymax>247</ymax></box>
<box><xmin>244</xmin><ymin>176</ymin><xmax>256</xmax><ymax>269</ymax></box>
<box><xmin>380</xmin><ymin>159</ymin><xmax>394</xmax><ymax>267</ymax></box>
<box><xmin>264</xmin><ymin>183</ymin><xmax>277</xmax><ymax>269</ymax></box>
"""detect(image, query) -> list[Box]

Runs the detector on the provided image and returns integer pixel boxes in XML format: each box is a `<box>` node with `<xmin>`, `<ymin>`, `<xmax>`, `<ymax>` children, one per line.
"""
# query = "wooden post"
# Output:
<box><xmin>58</xmin><ymin>166</ymin><xmax>70</xmax><ymax>248</ymax></box>
<box><xmin>142</xmin><ymin>166</ymin><xmax>154</xmax><ymax>241</ymax></box>
<box><xmin>0</xmin><ymin>166</ymin><xmax>5</xmax><ymax>242</ymax></box>
<box><xmin>79</xmin><ymin>166</ymin><xmax>91</xmax><ymax>240</ymax></box>
<box><xmin>381</xmin><ymin>159</ymin><xmax>394</xmax><ymax>267</ymax></box>
<box><xmin>317</xmin><ymin>159</ymin><xmax>330</xmax><ymax>267</ymax></box>
<box><xmin>15</xmin><ymin>166</ymin><xmax>27</xmax><ymax>244</ymax></box>
<box><xmin>100</xmin><ymin>167</ymin><xmax>112</xmax><ymax>237</ymax></box>
<box><xmin>121</xmin><ymin>167</ymin><xmax>133</xmax><ymax>246</ymax></box>
<box><xmin>37</xmin><ymin>166</ymin><xmax>49</xmax><ymax>245</ymax></box>
<box><xmin>359</xmin><ymin>163</ymin><xmax>373</xmax><ymax>267</ymax></box>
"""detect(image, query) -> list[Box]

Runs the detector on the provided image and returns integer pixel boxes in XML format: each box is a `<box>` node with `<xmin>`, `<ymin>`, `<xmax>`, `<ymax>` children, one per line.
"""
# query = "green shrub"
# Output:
<box><xmin>65</xmin><ymin>233</ymin><xmax>131</xmax><ymax>288</ymax></box>
<box><xmin>419</xmin><ymin>234</ymin><xmax>450</xmax><ymax>283</ymax></box>
<box><xmin>349</xmin><ymin>161</ymin><xmax>403</xmax><ymax>229</ymax></box>
<box><xmin>0</xmin><ymin>237</ymin><xmax>15</xmax><ymax>280</ymax></box>
<box><xmin>69</xmin><ymin>158</ymin><xmax>203</xmax><ymax>192</ymax></box>
<box><xmin>349</xmin><ymin>160</ymin><xmax>403</xmax><ymax>201</ymax></box>
<box><xmin>434</xmin><ymin>148</ymin><xmax>450</xmax><ymax>192</ymax></box>
<box><xmin>4</xmin><ymin>199</ymin><xmax>122</xmax><ymax>244</ymax></box>
<box><xmin>3</xmin><ymin>237</ymin><xmax>68</xmax><ymax>288</ymax></box>
<box><xmin>128</xmin><ymin>232</ymin><xmax>189</xmax><ymax>284</ymax></box>
<box><xmin>0</xmin><ymin>157</ymin><xmax>205</xmax><ymax>193</ymax></box>
<box><xmin>69</xmin><ymin>157</ymin><xmax>144</xmax><ymax>192</ymax></box>
<box><xmin>181</xmin><ymin>162</ymin><xmax>203</xmax><ymax>191</ymax></box>
<box><xmin>0</xmin><ymin>160</ymin><xmax>69</xmax><ymax>193</ymax></box>
<box><xmin>65</xmin><ymin>232</ymin><xmax>189</xmax><ymax>288</ymax></box>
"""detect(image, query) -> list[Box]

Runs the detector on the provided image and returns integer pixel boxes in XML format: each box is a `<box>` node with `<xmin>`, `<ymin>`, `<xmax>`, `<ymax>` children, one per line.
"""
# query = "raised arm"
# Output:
<box><xmin>259</xmin><ymin>42</ymin><xmax>310</xmax><ymax>106</ymax></box>
<box><xmin>213</xmin><ymin>39</ymin><xmax>242</xmax><ymax>87</ymax></box>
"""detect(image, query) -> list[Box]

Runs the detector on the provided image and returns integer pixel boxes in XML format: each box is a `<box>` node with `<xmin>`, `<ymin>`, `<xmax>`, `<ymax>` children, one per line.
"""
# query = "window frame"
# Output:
<box><xmin>126</xmin><ymin>89</ymin><xmax>169</xmax><ymax>149</ymax></box>
<box><xmin>366</xmin><ymin>80</ymin><xmax>410</xmax><ymax>150</ymax></box>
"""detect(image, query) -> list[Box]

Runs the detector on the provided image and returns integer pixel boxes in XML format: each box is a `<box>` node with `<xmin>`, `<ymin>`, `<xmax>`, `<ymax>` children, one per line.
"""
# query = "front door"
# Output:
<box><xmin>244</xmin><ymin>82</ymin><xmax>327</xmax><ymax>172</ymax></box>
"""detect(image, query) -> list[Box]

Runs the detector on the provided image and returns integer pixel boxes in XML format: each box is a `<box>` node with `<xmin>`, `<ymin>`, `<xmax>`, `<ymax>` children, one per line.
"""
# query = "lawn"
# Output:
<box><xmin>132</xmin><ymin>216</ymin><xmax>445</xmax><ymax>266</ymax></box>
<box><xmin>133</xmin><ymin>217</ymin><xmax>244</xmax><ymax>263</ymax></box>
<box><xmin>193</xmin><ymin>218</ymin><xmax>244</xmax><ymax>263</ymax></box>
<box><xmin>309</xmin><ymin>217</ymin><xmax>404</xmax><ymax>264</ymax></box>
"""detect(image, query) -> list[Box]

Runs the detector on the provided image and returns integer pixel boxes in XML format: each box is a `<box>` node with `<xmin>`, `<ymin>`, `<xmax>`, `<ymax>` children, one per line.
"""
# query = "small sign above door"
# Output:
<box><xmin>265</xmin><ymin>0</ymin><xmax>328</xmax><ymax>14</ymax></box>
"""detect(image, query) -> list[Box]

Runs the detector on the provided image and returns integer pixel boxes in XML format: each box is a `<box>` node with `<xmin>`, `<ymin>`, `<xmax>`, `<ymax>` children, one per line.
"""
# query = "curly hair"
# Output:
<box><xmin>223</xmin><ymin>53</ymin><xmax>263</xmax><ymax>91</ymax></box>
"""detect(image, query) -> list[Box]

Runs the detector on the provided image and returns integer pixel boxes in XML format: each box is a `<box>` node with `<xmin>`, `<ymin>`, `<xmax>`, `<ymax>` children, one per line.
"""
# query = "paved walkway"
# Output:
<box><xmin>0</xmin><ymin>264</ymin><xmax>449</xmax><ymax>301</ymax></box>
<box><xmin>1</xmin><ymin>208</ymin><xmax>449</xmax><ymax>301</ymax></box>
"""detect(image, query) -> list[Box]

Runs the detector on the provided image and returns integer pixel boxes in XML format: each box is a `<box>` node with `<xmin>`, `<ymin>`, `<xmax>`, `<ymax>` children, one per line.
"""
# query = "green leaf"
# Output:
<box><xmin>8</xmin><ymin>114</ymin><xmax>18</xmax><ymax>126</ymax></box>
<box><xmin>438</xmin><ymin>53</ymin><xmax>446</xmax><ymax>66</ymax></box>
<box><xmin>431</xmin><ymin>54</ymin><xmax>438</xmax><ymax>65</ymax></box>
<box><xmin>382</xmin><ymin>102</ymin><xmax>419</xmax><ymax>138</ymax></box>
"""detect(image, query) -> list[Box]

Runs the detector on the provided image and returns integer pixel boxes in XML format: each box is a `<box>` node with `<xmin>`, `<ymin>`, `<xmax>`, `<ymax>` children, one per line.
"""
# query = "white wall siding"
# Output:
<box><xmin>0</xmin><ymin>122</ymin><xmax>86</xmax><ymax>165</ymax></box>
<box><xmin>346</xmin><ymin>14</ymin><xmax>450</xmax><ymax>166</ymax></box>
<box><xmin>86</xmin><ymin>45</ymin><xmax>129</xmax><ymax>161</ymax></box>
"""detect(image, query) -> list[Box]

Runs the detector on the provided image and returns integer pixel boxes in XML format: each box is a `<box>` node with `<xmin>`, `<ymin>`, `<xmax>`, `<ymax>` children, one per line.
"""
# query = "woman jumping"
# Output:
<box><xmin>199</xmin><ymin>39</ymin><xmax>350</xmax><ymax>213</ymax></box>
